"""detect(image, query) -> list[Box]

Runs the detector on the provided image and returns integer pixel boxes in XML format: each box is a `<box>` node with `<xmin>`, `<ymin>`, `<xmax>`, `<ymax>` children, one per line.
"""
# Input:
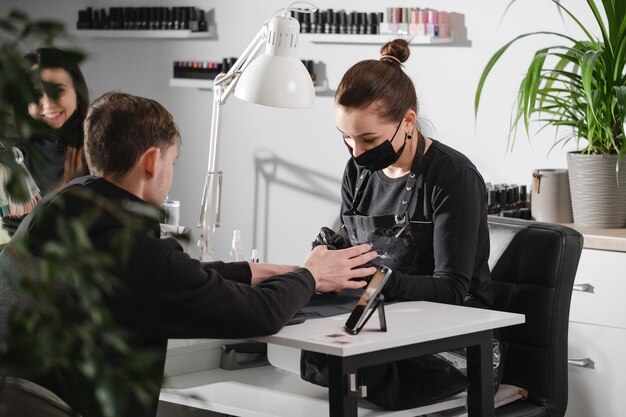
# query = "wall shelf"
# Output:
<box><xmin>169</xmin><ymin>78</ymin><xmax>214</xmax><ymax>90</ymax></box>
<box><xmin>169</xmin><ymin>78</ymin><xmax>332</xmax><ymax>94</ymax></box>
<box><xmin>76</xmin><ymin>29</ymin><xmax>214</xmax><ymax>39</ymax></box>
<box><xmin>300</xmin><ymin>33</ymin><xmax>453</xmax><ymax>45</ymax></box>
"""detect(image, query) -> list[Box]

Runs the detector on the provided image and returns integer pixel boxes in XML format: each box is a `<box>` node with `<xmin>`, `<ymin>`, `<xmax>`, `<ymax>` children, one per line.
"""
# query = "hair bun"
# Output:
<box><xmin>380</xmin><ymin>39</ymin><xmax>410</xmax><ymax>65</ymax></box>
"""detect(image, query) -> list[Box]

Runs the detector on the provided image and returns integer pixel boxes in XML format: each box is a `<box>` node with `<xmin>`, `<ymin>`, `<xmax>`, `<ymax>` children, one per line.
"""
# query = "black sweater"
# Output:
<box><xmin>339</xmin><ymin>140</ymin><xmax>493</xmax><ymax>308</ymax></box>
<box><xmin>0</xmin><ymin>176</ymin><xmax>315</xmax><ymax>417</ymax></box>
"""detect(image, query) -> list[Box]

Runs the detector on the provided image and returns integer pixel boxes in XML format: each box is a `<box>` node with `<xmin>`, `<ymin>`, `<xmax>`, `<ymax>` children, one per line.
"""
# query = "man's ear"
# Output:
<box><xmin>141</xmin><ymin>147</ymin><xmax>161</xmax><ymax>177</ymax></box>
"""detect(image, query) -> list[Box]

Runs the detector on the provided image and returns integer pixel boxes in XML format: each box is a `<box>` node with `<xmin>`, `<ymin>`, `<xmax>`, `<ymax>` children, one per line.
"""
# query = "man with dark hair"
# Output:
<box><xmin>0</xmin><ymin>92</ymin><xmax>377</xmax><ymax>417</ymax></box>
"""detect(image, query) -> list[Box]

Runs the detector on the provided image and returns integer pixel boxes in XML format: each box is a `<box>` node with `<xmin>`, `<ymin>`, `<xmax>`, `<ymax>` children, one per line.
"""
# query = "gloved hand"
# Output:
<box><xmin>311</xmin><ymin>226</ymin><xmax>346</xmax><ymax>250</ymax></box>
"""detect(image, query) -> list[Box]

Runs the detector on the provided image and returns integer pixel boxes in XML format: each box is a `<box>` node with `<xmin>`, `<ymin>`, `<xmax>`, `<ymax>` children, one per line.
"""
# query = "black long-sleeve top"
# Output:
<box><xmin>339</xmin><ymin>140</ymin><xmax>493</xmax><ymax>308</ymax></box>
<box><xmin>0</xmin><ymin>176</ymin><xmax>315</xmax><ymax>417</ymax></box>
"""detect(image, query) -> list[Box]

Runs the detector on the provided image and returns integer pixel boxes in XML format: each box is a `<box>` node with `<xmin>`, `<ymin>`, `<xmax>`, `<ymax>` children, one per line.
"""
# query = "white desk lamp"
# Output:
<box><xmin>198</xmin><ymin>2</ymin><xmax>316</xmax><ymax>262</ymax></box>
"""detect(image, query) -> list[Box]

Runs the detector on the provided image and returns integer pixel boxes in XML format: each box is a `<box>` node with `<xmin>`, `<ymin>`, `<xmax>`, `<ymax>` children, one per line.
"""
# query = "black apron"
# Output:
<box><xmin>342</xmin><ymin>136</ymin><xmax>428</xmax><ymax>275</ymax></box>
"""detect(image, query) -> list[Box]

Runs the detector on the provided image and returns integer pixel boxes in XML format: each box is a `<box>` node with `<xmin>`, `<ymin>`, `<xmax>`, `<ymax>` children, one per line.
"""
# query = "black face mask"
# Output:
<box><xmin>347</xmin><ymin>119</ymin><xmax>407</xmax><ymax>171</ymax></box>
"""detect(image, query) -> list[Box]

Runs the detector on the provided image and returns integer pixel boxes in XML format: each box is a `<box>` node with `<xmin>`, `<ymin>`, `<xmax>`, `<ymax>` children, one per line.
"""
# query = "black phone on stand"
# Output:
<box><xmin>343</xmin><ymin>265</ymin><xmax>392</xmax><ymax>335</ymax></box>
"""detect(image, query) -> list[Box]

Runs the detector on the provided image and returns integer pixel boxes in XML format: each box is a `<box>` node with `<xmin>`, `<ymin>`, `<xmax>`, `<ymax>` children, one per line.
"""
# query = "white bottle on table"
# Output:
<box><xmin>229</xmin><ymin>229</ymin><xmax>246</xmax><ymax>262</ymax></box>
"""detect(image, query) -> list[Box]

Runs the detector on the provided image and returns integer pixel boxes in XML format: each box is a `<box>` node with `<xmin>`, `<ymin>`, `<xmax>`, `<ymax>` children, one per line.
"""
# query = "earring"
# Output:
<box><xmin>406</xmin><ymin>133</ymin><xmax>413</xmax><ymax>140</ymax></box>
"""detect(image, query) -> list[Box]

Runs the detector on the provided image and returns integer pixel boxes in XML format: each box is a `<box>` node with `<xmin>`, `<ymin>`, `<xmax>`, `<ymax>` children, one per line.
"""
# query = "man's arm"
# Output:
<box><xmin>123</xmin><ymin>240</ymin><xmax>377</xmax><ymax>340</ymax></box>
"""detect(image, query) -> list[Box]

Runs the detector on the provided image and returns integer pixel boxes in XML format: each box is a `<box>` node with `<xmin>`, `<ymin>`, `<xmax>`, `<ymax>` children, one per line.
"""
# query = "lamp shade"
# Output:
<box><xmin>235</xmin><ymin>14</ymin><xmax>315</xmax><ymax>108</ymax></box>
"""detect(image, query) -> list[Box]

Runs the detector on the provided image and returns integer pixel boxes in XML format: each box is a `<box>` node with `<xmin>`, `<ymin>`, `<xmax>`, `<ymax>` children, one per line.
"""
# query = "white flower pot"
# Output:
<box><xmin>567</xmin><ymin>152</ymin><xmax>626</xmax><ymax>228</ymax></box>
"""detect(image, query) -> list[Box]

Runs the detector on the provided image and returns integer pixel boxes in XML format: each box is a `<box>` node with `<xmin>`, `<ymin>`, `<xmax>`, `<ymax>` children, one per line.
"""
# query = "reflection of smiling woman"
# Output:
<box><xmin>25</xmin><ymin>48</ymin><xmax>90</xmax><ymax>194</ymax></box>
<box><xmin>1</xmin><ymin>48</ymin><xmax>90</xmax><ymax>236</ymax></box>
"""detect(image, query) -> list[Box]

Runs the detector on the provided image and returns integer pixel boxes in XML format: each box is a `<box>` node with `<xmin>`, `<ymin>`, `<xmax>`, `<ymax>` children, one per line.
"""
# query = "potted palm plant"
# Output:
<box><xmin>475</xmin><ymin>0</ymin><xmax>626</xmax><ymax>228</ymax></box>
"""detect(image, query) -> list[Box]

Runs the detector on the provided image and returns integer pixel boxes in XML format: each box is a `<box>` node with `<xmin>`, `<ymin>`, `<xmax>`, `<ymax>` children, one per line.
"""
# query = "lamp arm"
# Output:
<box><xmin>197</xmin><ymin>24</ymin><xmax>268</xmax><ymax>262</ymax></box>
<box><xmin>215</xmin><ymin>26</ymin><xmax>267</xmax><ymax>104</ymax></box>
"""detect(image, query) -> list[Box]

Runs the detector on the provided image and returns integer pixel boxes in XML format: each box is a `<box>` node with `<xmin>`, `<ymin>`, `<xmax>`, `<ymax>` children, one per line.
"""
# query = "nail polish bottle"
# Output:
<box><xmin>123</xmin><ymin>7</ymin><xmax>132</xmax><ymax>30</ymax></box>
<box><xmin>338</xmin><ymin>10</ymin><xmax>347</xmax><ymax>34</ymax></box>
<box><xmin>189</xmin><ymin>7</ymin><xmax>198</xmax><ymax>32</ymax></box>
<box><xmin>173</xmin><ymin>7</ymin><xmax>180</xmax><ymax>30</ymax></box>
<box><xmin>331</xmin><ymin>10</ymin><xmax>340</xmax><ymax>33</ymax></box>
<box><xmin>133</xmin><ymin>7</ymin><xmax>141</xmax><ymax>29</ymax></box>
<box><xmin>497</xmin><ymin>188</ymin><xmax>507</xmax><ymax>214</ymax></box>
<box><xmin>181</xmin><ymin>7</ymin><xmax>190</xmax><ymax>30</ymax></box>
<box><xmin>346</xmin><ymin>11</ymin><xmax>354</xmax><ymax>34</ymax></box>
<box><xmin>438</xmin><ymin>11</ymin><xmax>451</xmax><ymax>38</ymax></box>
<box><xmin>425</xmin><ymin>9</ymin><xmax>436</xmax><ymax>37</ymax></box>
<box><xmin>144</xmin><ymin>7</ymin><xmax>151</xmax><ymax>29</ymax></box>
<box><xmin>162</xmin><ymin>8</ymin><xmax>171</xmax><ymax>30</ymax></box>
<box><xmin>302</xmin><ymin>11</ymin><xmax>311</xmax><ymax>33</ymax></box>
<box><xmin>310</xmin><ymin>9</ymin><xmax>320</xmax><ymax>33</ymax></box>
<box><xmin>135</xmin><ymin>7</ymin><xmax>143</xmax><ymax>30</ymax></box>
<box><xmin>432</xmin><ymin>10</ymin><xmax>439</xmax><ymax>37</ymax></box>
<box><xmin>519</xmin><ymin>185</ymin><xmax>531</xmax><ymax>209</ymax></box>
<box><xmin>487</xmin><ymin>190</ymin><xmax>500</xmax><ymax>215</ymax></box>
<box><xmin>198</xmin><ymin>10</ymin><xmax>207</xmax><ymax>32</ymax></box>
<box><xmin>511</xmin><ymin>184</ymin><xmax>520</xmax><ymax>210</ymax></box>
<box><xmin>127</xmin><ymin>7</ymin><xmax>134</xmax><ymax>30</ymax></box>
<box><xmin>388</xmin><ymin>7</ymin><xmax>399</xmax><ymax>34</ymax></box>
<box><xmin>93</xmin><ymin>9</ymin><xmax>101</xmax><ymax>29</ymax></box>
<box><xmin>367</xmin><ymin>12</ymin><xmax>376</xmax><ymax>35</ymax></box>
<box><xmin>358</xmin><ymin>12</ymin><xmax>367</xmax><ymax>34</ymax></box>
<box><xmin>324</xmin><ymin>9</ymin><xmax>333</xmax><ymax>34</ymax></box>
<box><xmin>77</xmin><ymin>10</ymin><xmax>85</xmax><ymax>29</ymax></box>
<box><xmin>398</xmin><ymin>8</ymin><xmax>408</xmax><ymax>35</ymax></box>
<box><xmin>155</xmin><ymin>8</ymin><xmax>163</xmax><ymax>29</ymax></box>
<box><xmin>116</xmin><ymin>7</ymin><xmax>125</xmax><ymax>29</ymax></box>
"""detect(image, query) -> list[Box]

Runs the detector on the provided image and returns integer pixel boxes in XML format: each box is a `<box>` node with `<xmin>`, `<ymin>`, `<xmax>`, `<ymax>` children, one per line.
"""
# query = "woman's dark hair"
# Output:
<box><xmin>335</xmin><ymin>39</ymin><xmax>418</xmax><ymax>123</ymax></box>
<box><xmin>26</xmin><ymin>47</ymin><xmax>90</xmax><ymax>183</ymax></box>
<box><xmin>84</xmin><ymin>92</ymin><xmax>180</xmax><ymax>179</ymax></box>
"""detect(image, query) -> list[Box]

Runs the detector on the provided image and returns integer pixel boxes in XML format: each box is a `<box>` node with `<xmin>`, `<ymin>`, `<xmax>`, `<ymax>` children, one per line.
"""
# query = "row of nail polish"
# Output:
<box><xmin>290</xmin><ymin>8</ymin><xmax>452</xmax><ymax>38</ymax></box>
<box><xmin>380</xmin><ymin>8</ymin><xmax>452</xmax><ymax>38</ymax></box>
<box><xmin>77</xmin><ymin>7</ymin><xmax>208</xmax><ymax>31</ymax></box>
<box><xmin>173</xmin><ymin>60</ymin><xmax>319</xmax><ymax>85</ymax></box>
<box><xmin>173</xmin><ymin>59</ymin><xmax>235</xmax><ymax>80</ymax></box>
<box><xmin>486</xmin><ymin>183</ymin><xmax>532</xmax><ymax>220</ymax></box>
<box><xmin>291</xmin><ymin>9</ymin><xmax>384</xmax><ymax>35</ymax></box>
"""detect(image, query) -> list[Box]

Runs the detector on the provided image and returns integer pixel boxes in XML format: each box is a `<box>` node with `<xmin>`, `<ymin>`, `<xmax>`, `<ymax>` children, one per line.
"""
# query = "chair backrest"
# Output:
<box><xmin>0</xmin><ymin>377</ymin><xmax>75</xmax><ymax>416</ymax></box>
<box><xmin>488</xmin><ymin>217</ymin><xmax>583</xmax><ymax>416</ymax></box>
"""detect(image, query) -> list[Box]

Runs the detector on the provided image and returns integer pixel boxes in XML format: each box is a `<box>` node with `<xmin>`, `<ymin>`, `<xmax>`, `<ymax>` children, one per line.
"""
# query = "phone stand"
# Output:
<box><xmin>353</xmin><ymin>294</ymin><xmax>387</xmax><ymax>334</ymax></box>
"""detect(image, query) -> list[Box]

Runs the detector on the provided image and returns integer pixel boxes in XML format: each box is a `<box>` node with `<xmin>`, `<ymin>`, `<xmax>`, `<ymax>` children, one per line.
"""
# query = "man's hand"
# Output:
<box><xmin>302</xmin><ymin>243</ymin><xmax>378</xmax><ymax>293</ymax></box>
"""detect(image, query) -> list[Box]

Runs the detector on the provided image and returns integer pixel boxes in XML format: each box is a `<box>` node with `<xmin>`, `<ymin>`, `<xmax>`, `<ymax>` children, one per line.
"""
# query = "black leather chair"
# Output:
<box><xmin>487</xmin><ymin>217</ymin><xmax>583</xmax><ymax>417</ymax></box>
<box><xmin>0</xmin><ymin>377</ymin><xmax>74</xmax><ymax>416</ymax></box>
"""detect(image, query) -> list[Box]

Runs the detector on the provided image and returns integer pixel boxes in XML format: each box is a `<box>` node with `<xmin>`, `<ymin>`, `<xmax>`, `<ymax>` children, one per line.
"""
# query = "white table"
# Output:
<box><xmin>161</xmin><ymin>301</ymin><xmax>524</xmax><ymax>417</ymax></box>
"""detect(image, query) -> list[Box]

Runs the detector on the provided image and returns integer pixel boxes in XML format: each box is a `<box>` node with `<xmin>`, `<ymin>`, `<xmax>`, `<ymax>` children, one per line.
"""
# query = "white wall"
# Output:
<box><xmin>1</xmin><ymin>0</ymin><xmax>597</xmax><ymax>263</ymax></box>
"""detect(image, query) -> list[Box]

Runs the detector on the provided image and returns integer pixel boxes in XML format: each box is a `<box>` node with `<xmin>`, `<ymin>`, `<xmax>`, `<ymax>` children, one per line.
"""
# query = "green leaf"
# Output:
<box><xmin>475</xmin><ymin>31</ymin><xmax>580</xmax><ymax>119</ymax></box>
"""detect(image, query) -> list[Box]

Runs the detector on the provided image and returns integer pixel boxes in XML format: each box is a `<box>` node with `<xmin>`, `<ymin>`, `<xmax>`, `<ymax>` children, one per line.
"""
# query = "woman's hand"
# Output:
<box><xmin>302</xmin><ymin>243</ymin><xmax>378</xmax><ymax>293</ymax></box>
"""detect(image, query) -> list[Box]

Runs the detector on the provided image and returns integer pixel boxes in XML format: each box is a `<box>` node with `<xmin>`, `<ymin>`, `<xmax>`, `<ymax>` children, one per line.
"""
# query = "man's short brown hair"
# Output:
<box><xmin>84</xmin><ymin>92</ymin><xmax>180</xmax><ymax>178</ymax></box>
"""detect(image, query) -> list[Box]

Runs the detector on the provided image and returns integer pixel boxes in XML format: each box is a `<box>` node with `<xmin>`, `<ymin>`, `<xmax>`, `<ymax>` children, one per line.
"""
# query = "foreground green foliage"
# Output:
<box><xmin>0</xmin><ymin>10</ymin><xmax>162</xmax><ymax>417</ymax></box>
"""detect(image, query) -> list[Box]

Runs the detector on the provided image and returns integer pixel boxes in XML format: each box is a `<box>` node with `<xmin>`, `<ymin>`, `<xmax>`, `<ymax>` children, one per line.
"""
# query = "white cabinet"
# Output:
<box><xmin>567</xmin><ymin>322</ymin><xmax>626</xmax><ymax>417</ymax></box>
<box><xmin>565</xmin><ymin>245</ymin><xmax>626</xmax><ymax>417</ymax></box>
